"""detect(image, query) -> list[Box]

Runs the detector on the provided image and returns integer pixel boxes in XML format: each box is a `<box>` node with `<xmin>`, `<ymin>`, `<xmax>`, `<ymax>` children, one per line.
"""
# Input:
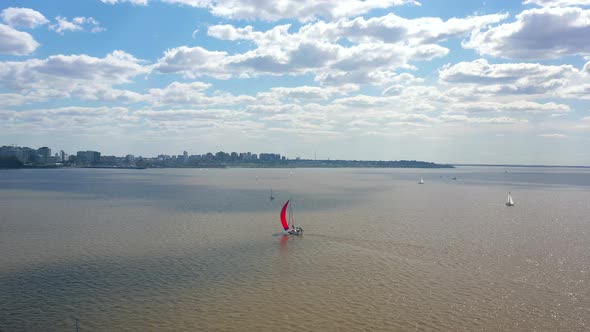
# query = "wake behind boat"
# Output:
<box><xmin>281</xmin><ymin>199</ymin><xmax>303</xmax><ymax>235</ymax></box>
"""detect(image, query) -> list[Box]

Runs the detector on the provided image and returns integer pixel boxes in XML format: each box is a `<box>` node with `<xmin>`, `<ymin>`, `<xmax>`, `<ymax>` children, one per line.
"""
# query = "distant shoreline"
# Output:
<box><xmin>1</xmin><ymin>159</ymin><xmax>454</xmax><ymax>169</ymax></box>
<box><xmin>453</xmin><ymin>164</ymin><xmax>590</xmax><ymax>169</ymax></box>
<box><xmin>5</xmin><ymin>162</ymin><xmax>590</xmax><ymax>170</ymax></box>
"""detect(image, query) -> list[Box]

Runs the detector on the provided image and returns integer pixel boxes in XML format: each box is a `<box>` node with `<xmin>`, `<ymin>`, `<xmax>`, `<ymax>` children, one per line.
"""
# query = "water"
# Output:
<box><xmin>1</xmin><ymin>167</ymin><xmax>589</xmax><ymax>331</ymax></box>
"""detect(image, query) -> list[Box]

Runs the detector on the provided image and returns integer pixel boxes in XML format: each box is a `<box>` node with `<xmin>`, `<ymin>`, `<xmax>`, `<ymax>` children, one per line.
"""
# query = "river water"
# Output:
<box><xmin>1</xmin><ymin>167</ymin><xmax>589</xmax><ymax>331</ymax></box>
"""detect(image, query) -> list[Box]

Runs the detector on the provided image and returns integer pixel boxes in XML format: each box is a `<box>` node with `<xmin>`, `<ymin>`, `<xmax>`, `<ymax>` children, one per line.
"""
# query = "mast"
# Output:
<box><xmin>289</xmin><ymin>198</ymin><xmax>294</xmax><ymax>227</ymax></box>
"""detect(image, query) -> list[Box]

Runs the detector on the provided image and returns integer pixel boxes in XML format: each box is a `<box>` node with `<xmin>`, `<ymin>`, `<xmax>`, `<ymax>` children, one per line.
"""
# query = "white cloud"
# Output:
<box><xmin>166</xmin><ymin>26</ymin><xmax>450</xmax><ymax>84</ymax></box>
<box><xmin>439</xmin><ymin>114</ymin><xmax>527</xmax><ymax>124</ymax></box>
<box><xmin>200</xmin><ymin>13</ymin><xmax>509</xmax><ymax>84</ymax></box>
<box><xmin>100</xmin><ymin>0</ymin><xmax>148</xmax><ymax>4</ymax></box>
<box><xmin>0</xmin><ymin>23</ymin><xmax>39</xmax><ymax>55</ymax></box>
<box><xmin>465</xmin><ymin>7</ymin><xmax>590</xmax><ymax>60</ymax></box>
<box><xmin>538</xmin><ymin>133</ymin><xmax>568</xmax><ymax>137</ymax></box>
<box><xmin>264</xmin><ymin>85</ymin><xmax>358</xmax><ymax>101</ymax></box>
<box><xmin>298</xmin><ymin>13</ymin><xmax>507</xmax><ymax>45</ymax></box>
<box><xmin>523</xmin><ymin>0</ymin><xmax>590</xmax><ymax>6</ymax></box>
<box><xmin>50</xmin><ymin>16</ymin><xmax>105</xmax><ymax>34</ymax></box>
<box><xmin>72</xmin><ymin>86</ymin><xmax>145</xmax><ymax>103</ymax></box>
<box><xmin>147</xmin><ymin>81</ymin><xmax>256</xmax><ymax>107</ymax></box>
<box><xmin>0</xmin><ymin>93</ymin><xmax>30</xmax><ymax>107</ymax></box>
<box><xmin>439</xmin><ymin>59</ymin><xmax>575</xmax><ymax>96</ymax></box>
<box><xmin>560</xmin><ymin>83</ymin><xmax>590</xmax><ymax>99</ymax></box>
<box><xmin>164</xmin><ymin>0</ymin><xmax>420</xmax><ymax>22</ymax></box>
<box><xmin>0</xmin><ymin>51</ymin><xmax>148</xmax><ymax>103</ymax></box>
<box><xmin>0</xmin><ymin>107</ymin><xmax>134</xmax><ymax>133</ymax></box>
<box><xmin>1</xmin><ymin>7</ymin><xmax>48</xmax><ymax>28</ymax></box>
<box><xmin>208</xmin><ymin>13</ymin><xmax>507</xmax><ymax>46</ymax></box>
<box><xmin>451</xmin><ymin>101</ymin><xmax>571</xmax><ymax>114</ymax></box>
<box><xmin>154</xmin><ymin>46</ymin><xmax>229</xmax><ymax>79</ymax></box>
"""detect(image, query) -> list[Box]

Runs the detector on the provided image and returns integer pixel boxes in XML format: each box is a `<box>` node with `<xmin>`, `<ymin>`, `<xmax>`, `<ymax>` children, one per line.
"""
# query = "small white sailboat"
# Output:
<box><xmin>506</xmin><ymin>192</ymin><xmax>515</xmax><ymax>206</ymax></box>
<box><xmin>418</xmin><ymin>177</ymin><xmax>424</xmax><ymax>184</ymax></box>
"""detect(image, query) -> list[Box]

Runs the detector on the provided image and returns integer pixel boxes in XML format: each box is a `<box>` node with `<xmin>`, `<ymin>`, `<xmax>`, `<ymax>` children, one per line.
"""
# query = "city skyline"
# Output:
<box><xmin>2</xmin><ymin>144</ymin><xmax>458</xmax><ymax>170</ymax></box>
<box><xmin>1</xmin><ymin>1</ymin><xmax>590</xmax><ymax>165</ymax></box>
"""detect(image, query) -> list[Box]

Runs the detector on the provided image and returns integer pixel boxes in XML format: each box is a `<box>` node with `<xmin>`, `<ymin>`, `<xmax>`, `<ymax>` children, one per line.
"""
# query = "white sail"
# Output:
<box><xmin>419</xmin><ymin>177</ymin><xmax>424</xmax><ymax>184</ymax></box>
<box><xmin>506</xmin><ymin>192</ymin><xmax>515</xmax><ymax>206</ymax></box>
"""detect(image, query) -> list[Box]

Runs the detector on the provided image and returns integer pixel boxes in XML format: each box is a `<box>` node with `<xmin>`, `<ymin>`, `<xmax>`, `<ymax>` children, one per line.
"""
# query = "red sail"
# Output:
<box><xmin>280</xmin><ymin>200</ymin><xmax>290</xmax><ymax>230</ymax></box>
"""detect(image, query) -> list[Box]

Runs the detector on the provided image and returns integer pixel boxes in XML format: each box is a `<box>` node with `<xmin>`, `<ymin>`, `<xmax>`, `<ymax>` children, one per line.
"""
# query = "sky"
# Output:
<box><xmin>1</xmin><ymin>0</ymin><xmax>590</xmax><ymax>165</ymax></box>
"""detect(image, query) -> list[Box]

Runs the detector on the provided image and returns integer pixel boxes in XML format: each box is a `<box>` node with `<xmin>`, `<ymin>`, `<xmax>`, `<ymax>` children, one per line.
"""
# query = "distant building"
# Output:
<box><xmin>100</xmin><ymin>156</ymin><xmax>117</xmax><ymax>165</ymax></box>
<box><xmin>76</xmin><ymin>150</ymin><xmax>101</xmax><ymax>164</ymax></box>
<box><xmin>0</xmin><ymin>145</ymin><xmax>39</xmax><ymax>163</ymax></box>
<box><xmin>37</xmin><ymin>147</ymin><xmax>51</xmax><ymax>163</ymax></box>
<box><xmin>239</xmin><ymin>152</ymin><xmax>252</xmax><ymax>160</ymax></box>
<box><xmin>259</xmin><ymin>153</ymin><xmax>281</xmax><ymax>161</ymax></box>
<box><xmin>59</xmin><ymin>150</ymin><xmax>68</xmax><ymax>163</ymax></box>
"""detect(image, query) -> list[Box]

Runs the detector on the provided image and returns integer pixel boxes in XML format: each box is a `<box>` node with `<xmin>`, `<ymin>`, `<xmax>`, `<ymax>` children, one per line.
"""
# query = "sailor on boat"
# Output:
<box><xmin>288</xmin><ymin>226</ymin><xmax>303</xmax><ymax>235</ymax></box>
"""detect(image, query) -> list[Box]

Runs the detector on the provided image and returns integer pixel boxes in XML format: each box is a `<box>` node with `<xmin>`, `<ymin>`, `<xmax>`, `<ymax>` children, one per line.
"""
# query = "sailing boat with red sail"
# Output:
<box><xmin>280</xmin><ymin>199</ymin><xmax>303</xmax><ymax>235</ymax></box>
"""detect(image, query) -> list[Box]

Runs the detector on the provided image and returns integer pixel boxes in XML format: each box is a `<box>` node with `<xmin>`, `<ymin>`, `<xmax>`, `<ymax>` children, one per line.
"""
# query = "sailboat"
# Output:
<box><xmin>419</xmin><ymin>177</ymin><xmax>424</xmax><ymax>184</ymax></box>
<box><xmin>506</xmin><ymin>192</ymin><xmax>515</xmax><ymax>206</ymax></box>
<box><xmin>269</xmin><ymin>188</ymin><xmax>274</xmax><ymax>201</ymax></box>
<box><xmin>281</xmin><ymin>199</ymin><xmax>303</xmax><ymax>235</ymax></box>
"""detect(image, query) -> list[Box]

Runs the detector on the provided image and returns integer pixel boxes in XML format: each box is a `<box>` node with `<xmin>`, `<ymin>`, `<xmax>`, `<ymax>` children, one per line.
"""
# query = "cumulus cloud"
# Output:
<box><xmin>451</xmin><ymin>101</ymin><xmax>570</xmax><ymax>114</ymax></box>
<box><xmin>0</xmin><ymin>51</ymin><xmax>148</xmax><ymax>103</ymax></box>
<box><xmin>439</xmin><ymin>114</ymin><xmax>527</xmax><ymax>124</ymax></box>
<box><xmin>439</xmin><ymin>59</ymin><xmax>575</xmax><ymax>96</ymax></box>
<box><xmin>263</xmin><ymin>85</ymin><xmax>358</xmax><ymax>101</ymax></box>
<box><xmin>1</xmin><ymin>7</ymin><xmax>48</xmax><ymax>28</ymax></box>
<box><xmin>0</xmin><ymin>23</ymin><xmax>39</xmax><ymax>55</ymax></box>
<box><xmin>197</xmin><ymin>13</ymin><xmax>510</xmax><ymax>84</ymax></box>
<box><xmin>298</xmin><ymin>13</ymin><xmax>507</xmax><ymax>45</ymax></box>
<box><xmin>0</xmin><ymin>107</ymin><xmax>134</xmax><ymax>133</ymax></box>
<box><xmin>209</xmin><ymin>13</ymin><xmax>507</xmax><ymax>46</ymax></box>
<box><xmin>163</xmin><ymin>0</ymin><xmax>419</xmax><ymax>22</ymax></box>
<box><xmin>50</xmin><ymin>16</ymin><xmax>105</xmax><ymax>34</ymax></box>
<box><xmin>465</xmin><ymin>7</ymin><xmax>590</xmax><ymax>60</ymax></box>
<box><xmin>101</xmin><ymin>0</ymin><xmax>148</xmax><ymax>4</ymax></box>
<box><xmin>0</xmin><ymin>93</ymin><xmax>30</xmax><ymax>107</ymax></box>
<box><xmin>538</xmin><ymin>133</ymin><xmax>568</xmax><ymax>137</ymax></box>
<box><xmin>163</xmin><ymin>17</ymin><xmax>466</xmax><ymax>84</ymax></box>
<box><xmin>148</xmin><ymin>81</ymin><xmax>256</xmax><ymax>107</ymax></box>
<box><xmin>523</xmin><ymin>0</ymin><xmax>590</xmax><ymax>6</ymax></box>
<box><xmin>154</xmin><ymin>46</ymin><xmax>229</xmax><ymax>79</ymax></box>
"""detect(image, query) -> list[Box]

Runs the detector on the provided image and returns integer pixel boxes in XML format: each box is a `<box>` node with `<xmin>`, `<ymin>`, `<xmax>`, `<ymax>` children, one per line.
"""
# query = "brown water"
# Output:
<box><xmin>1</xmin><ymin>167</ymin><xmax>589</xmax><ymax>331</ymax></box>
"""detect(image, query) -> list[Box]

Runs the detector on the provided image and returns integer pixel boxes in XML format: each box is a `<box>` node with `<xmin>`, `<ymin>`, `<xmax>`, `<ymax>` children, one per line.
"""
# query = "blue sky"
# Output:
<box><xmin>1</xmin><ymin>0</ymin><xmax>590</xmax><ymax>164</ymax></box>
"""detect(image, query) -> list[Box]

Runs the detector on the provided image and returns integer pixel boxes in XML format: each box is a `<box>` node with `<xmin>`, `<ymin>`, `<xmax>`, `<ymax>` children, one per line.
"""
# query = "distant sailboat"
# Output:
<box><xmin>419</xmin><ymin>177</ymin><xmax>424</xmax><ymax>184</ymax></box>
<box><xmin>269</xmin><ymin>188</ymin><xmax>274</xmax><ymax>201</ymax></box>
<box><xmin>506</xmin><ymin>192</ymin><xmax>515</xmax><ymax>206</ymax></box>
<box><xmin>280</xmin><ymin>199</ymin><xmax>303</xmax><ymax>235</ymax></box>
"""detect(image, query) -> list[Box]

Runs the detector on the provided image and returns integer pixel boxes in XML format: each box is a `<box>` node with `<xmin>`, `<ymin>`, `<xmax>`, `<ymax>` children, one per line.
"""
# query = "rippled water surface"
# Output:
<box><xmin>1</xmin><ymin>167</ymin><xmax>589</xmax><ymax>331</ymax></box>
